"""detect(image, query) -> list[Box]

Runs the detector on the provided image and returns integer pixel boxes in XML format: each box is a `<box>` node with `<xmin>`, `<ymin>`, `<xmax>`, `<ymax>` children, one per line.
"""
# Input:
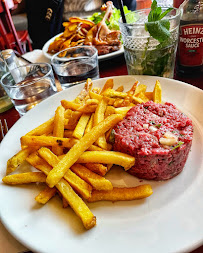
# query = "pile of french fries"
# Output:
<box><xmin>2</xmin><ymin>78</ymin><xmax>162</xmax><ymax>230</ymax></box>
<box><xmin>47</xmin><ymin>17</ymin><xmax>95</xmax><ymax>56</ymax></box>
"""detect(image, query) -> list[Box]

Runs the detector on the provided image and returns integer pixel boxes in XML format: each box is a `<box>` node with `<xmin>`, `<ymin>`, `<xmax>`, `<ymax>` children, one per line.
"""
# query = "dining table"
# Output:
<box><xmin>0</xmin><ymin>50</ymin><xmax>202</xmax><ymax>253</ymax></box>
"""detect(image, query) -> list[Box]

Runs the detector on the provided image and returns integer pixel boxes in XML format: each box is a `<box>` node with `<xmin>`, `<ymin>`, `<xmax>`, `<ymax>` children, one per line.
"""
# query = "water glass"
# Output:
<box><xmin>0</xmin><ymin>52</ymin><xmax>13</xmax><ymax>113</ymax></box>
<box><xmin>51</xmin><ymin>46</ymin><xmax>99</xmax><ymax>89</ymax></box>
<box><xmin>1</xmin><ymin>63</ymin><xmax>57</xmax><ymax>116</ymax></box>
<box><xmin>119</xmin><ymin>8</ymin><xmax>181</xmax><ymax>78</ymax></box>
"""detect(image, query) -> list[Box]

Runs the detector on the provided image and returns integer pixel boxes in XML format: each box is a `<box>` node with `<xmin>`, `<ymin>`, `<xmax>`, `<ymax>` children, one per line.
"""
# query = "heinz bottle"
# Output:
<box><xmin>176</xmin><ymin>0</ymin><xmax>203</xmax><ymax>75</ymax></box>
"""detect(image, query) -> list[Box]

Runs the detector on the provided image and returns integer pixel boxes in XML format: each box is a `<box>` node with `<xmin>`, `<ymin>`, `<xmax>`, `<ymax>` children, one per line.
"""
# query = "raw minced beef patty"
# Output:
<box><xmin>113</xmin><ymin>101</ymin><xmax>193</xmax><ymax>180</ymax></box>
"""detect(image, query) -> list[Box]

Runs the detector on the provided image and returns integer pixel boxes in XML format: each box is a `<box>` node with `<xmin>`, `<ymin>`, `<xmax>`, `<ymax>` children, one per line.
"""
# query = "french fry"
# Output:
<box><xmin>113</xmin><ymin>98</ymin><xmax>124</xmax><ymax>108</ymax></box>
<box><xmin>64</xmin><ymin>130</ymin><xmax>74</xmax><ymax>138</ymax></box>
<box><xmin>114</xmin><ymin>106</ymin><xmax>132</xmax><ymax>117</ymax></box>
<box><xmin>87</xmin><ymin>185</ymin><xmax>153</xmax><ymax>202</ymax></box>
<box><xmin>72</xmin><ymin>113</ymin><xmax>91</xmax><ymax>139</ymax></box>
<box><xmin>2</xmin><ymin>172</ymin><xmax>46</xmax><ymax>185</ymax></box>
<box><xmin>6</xmin><ymin>147</ymin><xmax>35</xmax><ymax>175</ymax></box>
<box><xmin>35</xmin><ymin>186</ymin><xmax>57</xmax><ymax>204</ymax></box>
<box><xmin>26</xmin><ymin>153</ymin><xmax>96</xmax><ymax>230</ymax></box>
<box><xmin>115</xmin><ymin>85</ymin><xmax>124</xmax><ymax>92</ymax></box>
<box><xmin>100</xmin><ymin>79</ymin><xmax>114</xmax><ymax>94</ymax></box>
<box><xmin>61</xmin><ymin>100</ymin><xmax>80</xmax><ymax>111</ymax></box>
<box><xmin>89</xmin><ymin>91</ymin><xmax>102</xmax><ymax>101</ymax></box>
<box><xmin>89</xmin><ymin>91</ymin><xmax>116</xmax><ymax>106</ymax></box>
<box><xmin>85</xmin><ymin>163</ymin><xmax>108</xmax><ymax>176</ymax></box>
<box><xmin>64</xmin><ymin>110</ymin><xmax>82</xmax><ymax>123</ymax></box>
<box><xmin>46</xmin><ymin>114</ymin><xmax>123</xmax><ymax>188</ymax></box>
<box><xmin>105</xmin><ymin>106</ymin><xmax>115</xmax><ymax>117</ymax></box>
<box><xmin>38</xmin><ymin>147</ymin><xmax>92</xmax><ymax>199</ymax></box>
<box><xmin>145</xmin><ymin>92</ymin><xmax>153</xmax><ymax>101</ymax></box>
<box><xmin>71</xmin><ymin>164</ymin><xmax>113</xmax><ymax>191</ymax></box>
<box><xmin>134</xmin><ymin>84</ymin><xmax>147</xmax><ymax>96</ymax></box>
<box><xmin>21</xmin><ymin>135</ymin><xmax>78</xmax><ymax>149</ymax></box>
<box><xmin>102</xmin><ymin>88</ymin><xmax>127</xmax><ymax>99</ymax></box>
<box><xmin>137</xmin><ymin>92</ymin><xmax>149</xmax><ymax>103</ymax></box>
<box><xmin>64</xmin><ymin>121</ymin><xmax>77</xmax><ymax>130</ymax></box>
<box><xmin>73</xmin><ymin>78</ymin><xmax>93</xmax><ymax>103</ymax></box>
<box><xmin>131</xmin><ymin>96</ymin><xmax>145</xmax><ymax>104</ymax></box>
<box><xmin>91</xmin><ymin>87</ymin><xmax>100</xmax><ymax>94</ymax></box>
<box><xmin>126</xmin><ymin>81</ymin><xmax>138</xmax><ymax>96</ymax></box>
<box><xmin>106</xmin><ymin>164</ymin><xmax>113</xmax><ymax>172</ymax></box>
<box><xmin>153</xmin><ymin>80</ymin><xmax>162</xmax><ymax>103</ymax></box>
<box><xmin>84</xmin><ymin>99</ymin><xmax>99</xmax><ymax>106</ymax></box>
<box><xmin>94</xmin><ymin>98</ymin><xmax>108</xmax><ymax>149</ymax></box>
<box><xmin>84</xmin><ymin>113</ymin><xmax>94</xmax><ymax>134</ymax></box>
<box><xmin>77</xmin><ymin>104</ymin><xmax>97</xmax><ymax>113</ymax></box>
<box><xmin>76</xmin><ymin>151</ymin><xmax>135</xmax><ymax>170</ymax></box>
<box><xmin>52</xmin><ymin>105</ymin><xmax>65</xmax><ymax>155</ymax></box>
<box><xmin>87</xmin><ymin>145</ymin><xmax>103</xmax><ymax>151</ymax></box>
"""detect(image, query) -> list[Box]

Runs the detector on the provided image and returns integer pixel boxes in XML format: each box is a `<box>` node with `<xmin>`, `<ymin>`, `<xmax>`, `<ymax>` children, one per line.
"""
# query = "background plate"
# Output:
<box><xmin>42</xmin><ymin>33</ymin><xmax>124</xmax><ymax>62</ymax></box>
<box><xmin>0</xmin><ymin>76</ymin><xmax>203</xmax><ymax>253</ymax></box>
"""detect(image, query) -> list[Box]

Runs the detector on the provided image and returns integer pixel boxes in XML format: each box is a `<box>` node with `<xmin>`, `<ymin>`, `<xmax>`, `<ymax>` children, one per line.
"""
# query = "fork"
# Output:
<box><xmin>0</xmin><ymin>119</ymin><xmax>8</xmax><ymax>142</ymax></box>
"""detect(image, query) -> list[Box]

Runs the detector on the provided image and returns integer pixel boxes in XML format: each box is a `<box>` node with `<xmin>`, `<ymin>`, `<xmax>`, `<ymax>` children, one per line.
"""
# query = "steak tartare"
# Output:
<box><xmin>113</xmin><ymin>101</ymin><xmax>193</xmax><ymax>180</ymax></box>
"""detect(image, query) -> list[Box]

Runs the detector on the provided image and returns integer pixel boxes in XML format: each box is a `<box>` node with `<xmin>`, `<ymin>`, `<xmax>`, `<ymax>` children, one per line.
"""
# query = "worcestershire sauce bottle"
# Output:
<box><xmin>176</xmin><ymin>0</ymin><xmax>203</xmax><ymax>75</ymax></box>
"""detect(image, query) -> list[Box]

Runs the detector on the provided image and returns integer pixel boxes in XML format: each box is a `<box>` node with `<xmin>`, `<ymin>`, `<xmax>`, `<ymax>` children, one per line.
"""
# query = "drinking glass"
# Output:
<box><xmin>119</xmin><ymin>8</ymin><xmax>181</xmax><ymax>78</ymax></box>
<box><xmin>0</xmin><ymin>52</ymin><xmax>13</xmax><ymax>113</ymax></box>
<box><xmin>51</xmin><ymin>46</ymin><xmax>99</xmax><ymax>89</ymax></box>
<box><xmin>1</xmin><ymin>63</ymin><xmax>57</xmax><ymax>116</ymax></box>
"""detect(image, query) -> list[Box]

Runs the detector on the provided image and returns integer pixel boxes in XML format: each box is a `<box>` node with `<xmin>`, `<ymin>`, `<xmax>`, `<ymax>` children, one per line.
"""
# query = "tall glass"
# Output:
<box><xmin>0</xmin><ymin>52</ymin><xmax>13</xmax><ymax>113</ymax></box>
<box><xmin>119</xmin><ymin>8</ymin><xmax>181</xmax><ymax>78</ymax></box>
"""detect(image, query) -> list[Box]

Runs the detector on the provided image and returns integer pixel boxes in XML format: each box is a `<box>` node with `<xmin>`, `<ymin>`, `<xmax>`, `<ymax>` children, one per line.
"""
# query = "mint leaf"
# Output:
<box><xmin>146</xmin><ymin>0</ymin><xmax>172</xmax><ymax>41</ymax></box>
<box><xmin>145</xmin><ymin>19</ymin><xmax>170</xmax><ymax>43</ymax></box>
<box><xmin>151</xmin><ymin>0</ymin><xmax>157</xmax><ymax>11</ymax></box>
<box><xmin>159</xmin><ymin>8</ymin><xmax>173</xmax><ymax>20</ymax></box>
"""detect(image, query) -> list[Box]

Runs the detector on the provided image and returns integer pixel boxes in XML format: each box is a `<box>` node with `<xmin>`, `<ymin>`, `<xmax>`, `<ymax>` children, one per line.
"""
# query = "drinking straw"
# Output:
<box><xmin>117</xmin><ymin>0</ymin><xmax>127</xmax><ymax>23</ymax></box>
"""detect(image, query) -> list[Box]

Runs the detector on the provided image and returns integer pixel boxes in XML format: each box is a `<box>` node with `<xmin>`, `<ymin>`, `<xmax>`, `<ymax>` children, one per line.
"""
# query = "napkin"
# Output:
<box><xmin>22</xmin><ymin>49</ymin><xmax>50</xmax><ymax>64</ymax></box>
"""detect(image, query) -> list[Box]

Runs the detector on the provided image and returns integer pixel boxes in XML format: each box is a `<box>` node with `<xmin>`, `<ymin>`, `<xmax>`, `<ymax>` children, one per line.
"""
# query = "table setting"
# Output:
<box><xmin>0</xmin><ymin>0</ymin><xmax>203</xmax><ymax>252</ymax></box>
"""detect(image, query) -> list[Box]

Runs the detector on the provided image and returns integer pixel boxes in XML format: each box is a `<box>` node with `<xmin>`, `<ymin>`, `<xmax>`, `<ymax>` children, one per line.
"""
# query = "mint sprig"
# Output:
<box><xmin>145</xmin><ymin>0</ymin><xmax>173</xmax><ymax>43</ymax></box>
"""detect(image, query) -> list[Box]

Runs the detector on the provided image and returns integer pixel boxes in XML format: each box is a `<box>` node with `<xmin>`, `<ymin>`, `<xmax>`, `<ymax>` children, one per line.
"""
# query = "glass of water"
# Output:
<box><xmin>119</xmin><ymin>8</ymin><xmax>180</xmax><ymax>78</ymax></box>
<box><xmin>1</xmin><ymin>63</ymin><xmax>57</xmax><ymax>116</ymax></box>
<box><xmin>51</xmin><ymin>46</ymin><xmax>99</xmax><ymax>89</ymax></box>
<box><xmin>0</xmin><ymin>52</ymin><xmax>13</xmax><ymax>113</ymax></box>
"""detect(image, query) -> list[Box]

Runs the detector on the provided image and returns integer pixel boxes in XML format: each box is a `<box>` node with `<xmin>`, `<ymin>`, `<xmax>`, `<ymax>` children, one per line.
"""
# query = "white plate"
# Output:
<box><xmin>0</xmin><ymin>76</ymin><xmax>203</xmax><ymax>253</ymax></box>
<box><xmin>42</xmin><ymin>33</ymin><xmax>124</xmax><ymax>62</ymax></box>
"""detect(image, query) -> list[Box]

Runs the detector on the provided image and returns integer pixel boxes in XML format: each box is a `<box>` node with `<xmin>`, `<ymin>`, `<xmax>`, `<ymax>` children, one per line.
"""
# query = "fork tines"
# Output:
<box><xmin>0</xmin><ymin>119</ymin><xmax>8</xmax><ymax>141</ymax></box>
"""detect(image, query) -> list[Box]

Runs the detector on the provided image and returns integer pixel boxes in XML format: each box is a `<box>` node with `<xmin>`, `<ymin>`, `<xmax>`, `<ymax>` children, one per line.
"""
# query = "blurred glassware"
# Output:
<box><xmin>51</xmin><ymin>46</ymin><xmax>99</xmax><ymax>89</ymax></box>
<box><xmin>1</xmin><ymin>49</ymin><xmax>20</xmax><ymax>71</ymax></box>
<box><xmin>1</xmin><ymin>63</ymin><xmax>57</xmax><ymax>116</ymax></box>
<box><xmin>136</xmin><ymin>0</ymin><xmax>152</xmax><ymax>9</ymax></box>
<box><xmin>173</xmin><ymin>0</ymin><xmax>185</xmax><ymax>8</ymax></box>
<box><xmin>119</xmin><ymin>7</ymin><xmax>181</xmax><ymax>78</ymax></box>
<box><xmin>0</xmin><ymin>52</ymin><xmax>13</xmax><ymax>113</ymax></box>
<box><xmin>156</xmin><ymin>0</ymin><xmax>173</xmax><ymax>7</ymax></box>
